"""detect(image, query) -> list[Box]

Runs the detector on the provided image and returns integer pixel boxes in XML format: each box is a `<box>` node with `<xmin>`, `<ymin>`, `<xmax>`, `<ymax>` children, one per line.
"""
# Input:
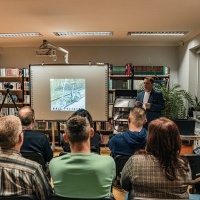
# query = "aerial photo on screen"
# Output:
<box><xmin>50</xmin><ymin>79</ymin><xmax>85</xmax><ymax>111</ymax></box>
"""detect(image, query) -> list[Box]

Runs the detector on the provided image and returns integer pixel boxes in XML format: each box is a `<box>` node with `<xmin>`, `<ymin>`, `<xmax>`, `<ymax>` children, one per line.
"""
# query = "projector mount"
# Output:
<box><xmin>36</xmin><ymin>40</ymin><xmax>69</xmax><ymax>63</ymax></box>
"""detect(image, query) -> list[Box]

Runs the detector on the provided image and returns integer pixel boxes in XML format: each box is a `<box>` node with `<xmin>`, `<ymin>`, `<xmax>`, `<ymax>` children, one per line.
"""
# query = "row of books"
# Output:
<box><xmin>134</xmin><ymin>66</ymin><xmax>169</xmax><ymax>75</ymax></box>
<box><xmin>110</xmin><ymin>64</ymin><xmax>133</xmax><ymax>76</ymax></box>
<box><xmin>110</xmin><ymin>65</ymin><xmax>169</xmax><ymax>76</ymax></box>
<box><xmin>0</xmin><ymin>82</ymin><xmax>21</xmax><ymax>90</ymax></box>
<box><xmin>109</xmin><ymin>78</ymin><xmax>168</xmax><ymax>92</ymax></box>
<box><xmin>95</xmin><ymin>120</ymin><xmax>114</xmax><ymax>131</ymax></box>
<box><xmin>0</xmin><ymin>68</ymin><xmax>20</xmax><ymax>77</ymax></box>
<box><xmin>0</xmin><ymin>93</ymin><xmax>19</xmax><ymax>103</ymax></box>
<box><xmin>0</xmin><ymin>108</ymin><xmax>18</xmax><ymax>116</ymax></box>
<box><xmin>0</xmin><ymin>94</ymin><xmax>30</xmax><ymax>104</ymax></box>
<box><xmin>24</xmin><ymin>81</ymin><xmax>30</xmax><ymax>90</ymax></box>
<box><xmin>0</xmin><ymin>68</ymin><xmax>29</xmax><ymax>77</ymax></box>
<box><xmin>109</xmin><ymin>79</ymin><xmax>132</xmax><ymax>90</ymax></box>
<box><xmin>22</xmin><ymin>68</ymin><xmax>29</xmax><ymax>77</ymax></box>
<box><xmin>35</xmin><ymin>121</ymin><xmax>66</xmax><ymax>130</ymax></box>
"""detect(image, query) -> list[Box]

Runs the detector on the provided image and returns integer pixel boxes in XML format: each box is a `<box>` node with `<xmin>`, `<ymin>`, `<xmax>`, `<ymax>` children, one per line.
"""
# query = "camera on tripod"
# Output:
<box><xmin>4</xmin><ymin>82</ymin><xmax>13</xmax><ymax>90</ymax></box>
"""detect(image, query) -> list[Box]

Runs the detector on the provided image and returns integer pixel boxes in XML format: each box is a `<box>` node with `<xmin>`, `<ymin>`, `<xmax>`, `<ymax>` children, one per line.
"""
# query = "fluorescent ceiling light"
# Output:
<box><xmin>0</xmin><ymin>32</ymin><xmax>42</xmax><ymax>37</ymax></box>
<box><xmin>54</xmin><ymin>32</ymin><xmax>113</xmax><ymax>36</ymax></box>
<box><xmin>128</xmin><ymin>31</ymin><xmax>188</xmax><ymax>36</ymax></box>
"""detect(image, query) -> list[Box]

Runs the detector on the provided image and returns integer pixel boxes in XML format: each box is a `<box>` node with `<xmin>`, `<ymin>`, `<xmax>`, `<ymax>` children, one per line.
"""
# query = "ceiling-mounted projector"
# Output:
<box><xmin>36</xmin><ymin>40</ymin><xmax>68</xmax><ymax>63</ymax></box>
<box><xmin>35</xmin><ymin>48</ymin><xmax>56</xmax><ymax>56</ymax></box>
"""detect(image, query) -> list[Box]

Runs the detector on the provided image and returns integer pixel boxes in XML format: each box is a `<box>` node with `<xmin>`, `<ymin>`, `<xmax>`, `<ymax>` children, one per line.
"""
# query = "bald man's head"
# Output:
<box><xmin>18</xmin><ymin>106</ymin><xmax>35</xmax><ymax>126</ymax></box>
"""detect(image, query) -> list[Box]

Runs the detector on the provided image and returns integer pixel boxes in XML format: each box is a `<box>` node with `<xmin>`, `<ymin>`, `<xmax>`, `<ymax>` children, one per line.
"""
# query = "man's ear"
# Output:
<box><xmin>63</xmin><ymin>133</ymin><xmax>69</xmax><ymax>143</ymax></box>
<box><xmin>128</xmin><ymin>117</ymin><xmax>131</xmax><ymax>124</ymax></box>
<box><xmin>90</xmin><ymin>128</ymin><xmax>94</xmax><ymax>138</ymax></box>
<box><xmin>19</xmin><ymin>132</ymin><xmax>24</xmax><ymax>145</ymax></box>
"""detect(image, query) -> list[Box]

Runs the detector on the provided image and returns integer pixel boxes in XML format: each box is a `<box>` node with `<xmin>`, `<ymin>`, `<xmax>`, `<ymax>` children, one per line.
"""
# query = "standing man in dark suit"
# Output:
<box><xmin>135</xmin><ymin>77</ymin><xmax>165</xmax><ymax>128</ymax></box>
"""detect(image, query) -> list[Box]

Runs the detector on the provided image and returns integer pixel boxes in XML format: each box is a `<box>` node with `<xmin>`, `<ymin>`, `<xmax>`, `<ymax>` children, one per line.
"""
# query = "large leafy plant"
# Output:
<box><xmin>185</xmin><ymin>95</ymin><xmax>200</xmax><ymax>111</ymax></box>
<box><xmin>137</xmin><ymin>81</ymin><xmax>193</xmax><ymax>119</ymax></box>
<box><xmin>154</xmin><ymin>84</ymin><xmax>191</xmax><ymax>119</ymax></box>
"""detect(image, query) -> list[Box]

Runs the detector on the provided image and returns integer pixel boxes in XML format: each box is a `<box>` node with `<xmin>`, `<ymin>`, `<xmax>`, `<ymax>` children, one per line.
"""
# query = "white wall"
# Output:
<box><xmin>178</xmin><ymin>33</ymin><xmax>200</xmax><ymax>95</ymax></box>
<box><xmin>0</xmin><ymin>46</ymin><xmax>178</xmax><ymax>85</ymax></box>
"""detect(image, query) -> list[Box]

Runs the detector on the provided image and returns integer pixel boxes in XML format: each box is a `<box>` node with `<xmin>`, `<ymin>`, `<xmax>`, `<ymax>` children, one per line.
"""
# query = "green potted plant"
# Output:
<box><xmin>186</xmin><ymin>95</ymin><xmax>200</xmax><ymax>119</ymax></box>
<box><xmin>154</xmin><ymin>83</ymin><xmax>190</xmax><ymax>119</ymax></box>
<box><xmin>137</xmin><ymin>81</ymin><xmax>193</xmax><ymax>119</ymax></box>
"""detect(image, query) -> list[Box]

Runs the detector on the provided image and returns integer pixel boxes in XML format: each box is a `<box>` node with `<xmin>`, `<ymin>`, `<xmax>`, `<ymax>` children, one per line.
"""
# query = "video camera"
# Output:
<box><xmin>4</xmin><ymin>82</ymin><xmax>13</xmax><ymax>89</ymax></box>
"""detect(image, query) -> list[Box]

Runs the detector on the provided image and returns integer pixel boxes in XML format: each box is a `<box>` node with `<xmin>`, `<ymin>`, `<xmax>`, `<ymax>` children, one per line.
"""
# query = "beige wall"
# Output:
<box><xmin>0</xmin><ymin>46</ymin><xmax>178</xmax><ymax>86</ymax></box>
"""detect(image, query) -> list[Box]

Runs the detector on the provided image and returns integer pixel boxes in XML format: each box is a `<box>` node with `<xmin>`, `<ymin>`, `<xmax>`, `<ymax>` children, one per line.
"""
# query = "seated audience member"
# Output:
<box><xmin>121</xmin><ymin>117</ymin><xmax>192</xmax><ymax>200</ymax></box>
<box><xmin>0</xmin><ymin>115</ymin><xmax>53</xmax><ymax>199</ymax></box>
<box><xmin>49</xmin><ymin>116</ymin><xmax>115</xmax><ymax>199</ymax></box>
<box><xmin>108</xmin><ymin>106</ymin><xmax>147</xmax><ymax>157</ymax></box>
<box><xmin>18</xmin><ymin>106</ymin><xmax>53</xmax><ymax>163</ymax></box>
<box><xmin>61</xmin><ymin>109</ymin><xmax>101</xmax><ymax>154</ymax></box>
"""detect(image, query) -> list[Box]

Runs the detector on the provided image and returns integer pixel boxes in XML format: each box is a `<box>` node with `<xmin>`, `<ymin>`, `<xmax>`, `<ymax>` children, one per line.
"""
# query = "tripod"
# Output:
<box><xmin>0</xmin><ymin>88</ymin><xmax>19</xmax><ymax>115</ymax></box>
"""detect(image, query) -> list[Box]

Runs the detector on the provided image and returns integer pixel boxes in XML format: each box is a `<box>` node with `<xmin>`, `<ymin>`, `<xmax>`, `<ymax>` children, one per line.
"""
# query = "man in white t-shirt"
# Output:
<box><xmin>135</xmin><ymin>77</ymin><xmax>165</xmax><ymax>128</ymax></box>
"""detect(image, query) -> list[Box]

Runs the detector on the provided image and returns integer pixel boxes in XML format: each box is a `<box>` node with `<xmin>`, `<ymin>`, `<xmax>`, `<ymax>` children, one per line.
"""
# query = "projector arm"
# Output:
<box><xmin>42</xmin><ymin>40</ymin><xmax>69</xmax><ymax>63</ymax></box>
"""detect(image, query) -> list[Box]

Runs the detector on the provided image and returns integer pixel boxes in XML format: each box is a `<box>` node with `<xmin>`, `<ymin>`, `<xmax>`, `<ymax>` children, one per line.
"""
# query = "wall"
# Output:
<box><xmin>0</xmin><ymin>46</ymin><xmax>178</xmax><ymax>85</ymax></box>
<box><xmin>178</xmin><ymin>33</ymin><xmax>200</xmax><ymax>96</ymax></box>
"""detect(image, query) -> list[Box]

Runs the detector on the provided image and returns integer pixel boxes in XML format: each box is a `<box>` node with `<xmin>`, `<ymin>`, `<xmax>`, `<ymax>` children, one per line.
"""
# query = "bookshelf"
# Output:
<box><xmin>0</xmin><ymin>68</ymin><xmax>30</xmax><ymax>116</ymax></box>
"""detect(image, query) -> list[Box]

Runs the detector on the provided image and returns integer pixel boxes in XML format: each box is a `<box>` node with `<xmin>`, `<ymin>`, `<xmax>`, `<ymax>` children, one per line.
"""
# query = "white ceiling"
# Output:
<box><xmin>1</xmin><ymin>0</ymin><xmax>200</xmax><ymax>48</ymax></box>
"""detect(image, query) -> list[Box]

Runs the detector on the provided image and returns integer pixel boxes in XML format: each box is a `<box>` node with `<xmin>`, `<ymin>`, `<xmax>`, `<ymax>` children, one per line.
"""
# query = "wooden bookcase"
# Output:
<box><xmin>0</xmin><ymin>68</ymin><xmax>30</xmax><ymax>116</ymax></box>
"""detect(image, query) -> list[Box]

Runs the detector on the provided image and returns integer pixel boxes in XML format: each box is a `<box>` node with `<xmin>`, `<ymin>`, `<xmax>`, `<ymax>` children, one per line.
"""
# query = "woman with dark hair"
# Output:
<box><xmin>121</xmin><ymin>117</ymin><xmax>192</xmax><ymax>199</ymax></box>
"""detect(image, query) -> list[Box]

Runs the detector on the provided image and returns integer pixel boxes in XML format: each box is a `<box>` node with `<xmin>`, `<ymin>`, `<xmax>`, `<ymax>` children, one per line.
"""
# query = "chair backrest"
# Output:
<box><xmin>114</xmin><ymin>155</ymin><xmax>130</xmax><ymax>178</ymax></box>
<box><xmin>21</xmin><ymin>151</ymin><xmax>46</xmax><ymax>171</ymax></box>
<box><xmin>59</xmin><ymin>151</ymin><xmax>69</xmax><ymax>156</ymax></box>
<box><xmin>0</xmin><ymin>194</ymin><xmax>37</xmax><ymax>200</ymax></box>
<box><xmin>183</xmin><ymin>154</ymin><xmax>200</xmax><ymax>180</ymax></box>
<box><xmin>48</xmin><ymin>194</ymin><xmax>115</xmax><ymax>200</ymax></box>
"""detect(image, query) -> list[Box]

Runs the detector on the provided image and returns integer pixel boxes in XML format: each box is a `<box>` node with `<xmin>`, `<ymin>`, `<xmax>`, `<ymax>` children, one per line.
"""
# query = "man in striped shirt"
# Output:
<box><xmin>0</xmin><ymin>115</ymin><xmax>53</xmax><ymax>200</ymax></box>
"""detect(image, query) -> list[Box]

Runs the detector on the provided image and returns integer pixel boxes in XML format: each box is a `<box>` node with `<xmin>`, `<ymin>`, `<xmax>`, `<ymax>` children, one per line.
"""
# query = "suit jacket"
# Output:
<box><xmin>136</xmin><ymin>89</ymin><xmax>165</xmax><ymax>124</ymax></box>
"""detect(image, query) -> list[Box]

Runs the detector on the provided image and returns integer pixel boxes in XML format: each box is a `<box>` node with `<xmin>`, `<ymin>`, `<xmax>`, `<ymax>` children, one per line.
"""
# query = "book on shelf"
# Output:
<box><xmin>109</xmin><ymin>92</ymin><xmax>115</xmax><ymax>104</ymax></box>
<box><xmin>112</xmin><ymin>66</ymin><xmax>126</xmax><ymax>75</ymax></box>
<box><xmin>111</xmin><ymin>79</ymin><xmax>131</xmax><ymax>90</ymax></box>
<box><xmin>0</xmin><ymin>108</ymin><xmax>18</xmax><ymax>116</ymax></box>
<box><xmin>5</xmin><ymin>68</ymin><xmax>20</xmax><ymax>77</ymax></box>
<box><xmin>0</xmin><ymin>82</ymin><xmax>21</xmax><ymax>90</ymax></box>
<box><xmin>95</xmin><ymin>121</ymin><xmax>113</xmax><ymax>132</ymax></box>
<box><xmin>36</xmin><ymin>121</ymin><xmax>53</xmax><ymax>130</ymax></box>
<box><xmin>134</xmin><ymin>66</ymin><xmax>169</xmax><ymax>75</ymax></box>
<box><xmin>125</xmin><ymin>63</ymin><xmax>132</xmax><ymax>75</ymax></box>
<box><xmin>22</xmin><ymin>68</ymin><xmax>29</xmax><ymax>77</ymax></box>
<box><xmin>24</xmin><ymin>95</ymin><xmax>30</xmax><ymax>104</ymax></box>
<box><xmin>24</xmin><ymin>81</ymin><xmax>30</xmax><ymax>90</ymax></box>
<box><xmin>109</xmin><ymin>104</ymin><xmax>113</xmax><ymax>118</ymax></box>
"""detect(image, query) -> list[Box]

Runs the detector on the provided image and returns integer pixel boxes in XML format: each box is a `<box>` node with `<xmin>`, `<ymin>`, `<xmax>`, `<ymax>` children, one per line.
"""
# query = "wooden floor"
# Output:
<box><xmin>53</xmin><ymin>144</ymin><xmax>194</xmax><ymax>200</ymax></box>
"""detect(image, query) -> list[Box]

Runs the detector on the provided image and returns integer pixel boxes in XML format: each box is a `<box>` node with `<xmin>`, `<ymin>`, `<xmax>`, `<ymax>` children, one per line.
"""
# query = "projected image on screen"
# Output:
<box><xmin>50</xmin><ymin>79</ymin><xmax>85</xmax><ymax>111</ymax></box>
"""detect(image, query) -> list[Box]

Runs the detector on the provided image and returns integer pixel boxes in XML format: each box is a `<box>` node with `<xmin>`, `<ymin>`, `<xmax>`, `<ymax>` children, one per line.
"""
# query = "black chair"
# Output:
<box><xmin>183</xmin><ymin>154</ymin><xmax>200</xmax><ymax>193</ymax></box>
<box><xmin>59</xmin><ymin>151</ymin><xmax>69</xmax><ymax>156</ymax></box>
<box><xmin>49</xmin><ymin>194</ymin><xmax>115</xmax><ymax>200</ymax></box>
<box><xmin>0</xmin><ymin>194</ymin><xmax>37</xmax><ymax>200</ymax></box>
<box><xmin>21</xmin><ymin>151</ymin><xmax>46</xmax><ymax>171</ymax></box>
<box><xmin>113</xmin><ymin>155</ymin><xmax>130</xmax><ymax>187</ymax></box>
